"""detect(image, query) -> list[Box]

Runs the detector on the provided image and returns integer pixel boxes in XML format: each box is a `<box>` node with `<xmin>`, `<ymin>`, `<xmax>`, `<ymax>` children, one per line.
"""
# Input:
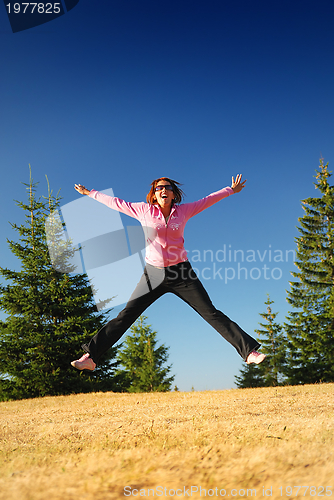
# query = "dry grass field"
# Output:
<box><xmin>0</xmin><ymin>384</ymin><xmax>334</xmax><ymax>500</ymax></box>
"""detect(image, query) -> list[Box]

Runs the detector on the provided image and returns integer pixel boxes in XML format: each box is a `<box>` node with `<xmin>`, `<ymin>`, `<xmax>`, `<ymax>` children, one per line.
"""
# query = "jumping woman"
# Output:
<box><xmin>71</xmin><ymin>175</ymin><xmax>266</xmax><ymax>371</ymax></box>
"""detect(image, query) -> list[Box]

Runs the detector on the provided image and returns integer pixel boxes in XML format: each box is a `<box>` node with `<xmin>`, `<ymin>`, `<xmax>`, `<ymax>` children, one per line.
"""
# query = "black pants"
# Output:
<box><xmin>82</xmin><ymin>261</ymin><xmax>260</xmax><ymax>364</ymax></box>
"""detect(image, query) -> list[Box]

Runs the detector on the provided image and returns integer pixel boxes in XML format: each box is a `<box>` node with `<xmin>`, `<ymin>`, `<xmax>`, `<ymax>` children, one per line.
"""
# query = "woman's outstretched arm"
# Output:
<box><xmin>74</xmin><ymin>183</ymin><xmax>146</xmax><ymax>219</ymax></box>
<box><xmin>181</xmin><ymin>173</ymin><xmax>247</xmax><ymax>220</ymax></box>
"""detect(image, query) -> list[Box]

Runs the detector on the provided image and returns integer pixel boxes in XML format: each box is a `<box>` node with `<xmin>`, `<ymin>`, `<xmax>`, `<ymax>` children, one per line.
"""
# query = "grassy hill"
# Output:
<box><xmin>1</xmin><ymin>384</ymin><xmax>334</xmax><ymax>499</ymax></box>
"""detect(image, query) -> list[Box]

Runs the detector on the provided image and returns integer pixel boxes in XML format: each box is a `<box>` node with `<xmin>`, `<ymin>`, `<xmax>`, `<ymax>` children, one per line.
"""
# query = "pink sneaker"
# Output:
<box><xmin>246</xmin><ymin>351</ymin><xmax>266</xmax><ymax>365</ymax></box>
<box><xmin>71</xmin><ymin>352</ymin><xmax>96</xmax><ymax>371</ymax></box>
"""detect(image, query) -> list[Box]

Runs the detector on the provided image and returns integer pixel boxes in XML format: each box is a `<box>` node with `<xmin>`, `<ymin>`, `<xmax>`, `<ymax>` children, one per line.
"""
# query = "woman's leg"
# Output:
<box><xmin>81</xmin><ymin>266</ymin><xmax>166</xmax><ymax>364</ymax></box>
<box><xmin>169</xmin><ymin>263</ymin><xmax>260</xmax><ymax>361</ymax></box>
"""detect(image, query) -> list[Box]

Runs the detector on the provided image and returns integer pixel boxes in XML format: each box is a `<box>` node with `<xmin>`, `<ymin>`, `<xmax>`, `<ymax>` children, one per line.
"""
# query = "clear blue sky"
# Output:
<box><xmin>1</xmin><ymin>0</ymin><xmax>334</xmax><ymax>391</ymax></box>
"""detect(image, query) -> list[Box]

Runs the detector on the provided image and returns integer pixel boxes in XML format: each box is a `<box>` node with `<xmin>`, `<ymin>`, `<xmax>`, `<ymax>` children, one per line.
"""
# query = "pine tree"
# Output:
<box><xmin>284</xmin><ymin>159</ymin><xmax>334</xmax><ymax>384</ymax></box>
<box><xmin>254</xmin><ymin>295</ymin><xmax>286</xmax><ymax>386</ymax></box>
<box><xmin>0</xmin><ymin>169</ymin><xmax>120</xmax><ymax>401</ymax></box>
<box><xmin>116</xmin><ymin>315</ymin><xmax>175</xmax><ymax>392</ymax></box>
<box><xmin>235</xmin><ymin>295</ymin><xmax>286</xmax><ymax>388</ymax></box>
<box><xmin>234</xmin><ymin>363</ymin><xmax>264</xmax><ymax>389</ymax></box>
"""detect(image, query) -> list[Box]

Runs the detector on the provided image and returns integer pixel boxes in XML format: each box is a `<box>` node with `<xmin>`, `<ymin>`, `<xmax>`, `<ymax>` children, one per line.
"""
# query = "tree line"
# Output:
<box><xmin>0</xmin><ymin>159</ymin><xmax>333</xmax><ymax>399</ymax></box>
<box><xmin>236</xmin><ymin>159</ymin><xmax>334</xmax><ymax>388</ymax></box>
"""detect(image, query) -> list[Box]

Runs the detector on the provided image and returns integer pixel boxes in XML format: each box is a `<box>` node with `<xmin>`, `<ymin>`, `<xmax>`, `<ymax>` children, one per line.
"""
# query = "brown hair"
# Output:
<box><xmin>146</xmin><ymin>177</ymin><xmax>185</xmax><ymax>206</ymax></box>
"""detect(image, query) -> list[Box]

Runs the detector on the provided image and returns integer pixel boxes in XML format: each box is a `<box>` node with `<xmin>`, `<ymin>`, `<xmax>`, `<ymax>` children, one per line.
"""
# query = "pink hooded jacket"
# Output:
<box><xmin>88</xmin><ymin>186</ymin><xmax>234</xmax><ymax>267</ymax></box>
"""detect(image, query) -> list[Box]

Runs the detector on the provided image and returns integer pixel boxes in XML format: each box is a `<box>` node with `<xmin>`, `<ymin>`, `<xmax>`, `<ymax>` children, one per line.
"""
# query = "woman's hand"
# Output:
<box><xmin>231</xmin><ymin>174</ymin><xmax>247</xmax><ymax>193</ymax></box>
<box><xmin>74</xmin><ymin>184</ymin><xmax>91</xmax><ymax>195</ymax></box>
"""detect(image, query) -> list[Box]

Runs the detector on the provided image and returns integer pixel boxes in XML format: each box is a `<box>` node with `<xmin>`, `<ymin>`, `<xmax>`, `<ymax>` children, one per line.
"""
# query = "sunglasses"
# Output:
<box><xmin>155</xmin><ymin>185</ymin><xmax>173</xmax><ymax>192</ymax></box>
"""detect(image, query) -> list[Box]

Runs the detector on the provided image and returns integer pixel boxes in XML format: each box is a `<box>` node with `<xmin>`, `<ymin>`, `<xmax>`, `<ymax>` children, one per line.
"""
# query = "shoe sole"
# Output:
<box><xmin>247</xmin><ymin>355</ymin><xmax>266</xmax><ymax>365</ymax></box>
<box><xmin>70</xmin><ymin>361</ymin><xmax>96</xmax><ymax>371</ymax></box>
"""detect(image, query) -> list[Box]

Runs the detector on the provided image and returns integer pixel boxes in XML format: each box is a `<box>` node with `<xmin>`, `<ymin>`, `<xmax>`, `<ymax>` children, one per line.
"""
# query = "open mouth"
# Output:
<box><xmin>162</xmin><ymin>194</ymin><xmax>168</xmax><ymax>199</ymax></box>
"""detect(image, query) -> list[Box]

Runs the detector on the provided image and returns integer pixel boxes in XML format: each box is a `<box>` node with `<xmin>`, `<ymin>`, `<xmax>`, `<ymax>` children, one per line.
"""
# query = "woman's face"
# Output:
<box><xmin>155</xmin><ymin>180</ymin><xmax>174</xmax><ymax>209</ymax></box>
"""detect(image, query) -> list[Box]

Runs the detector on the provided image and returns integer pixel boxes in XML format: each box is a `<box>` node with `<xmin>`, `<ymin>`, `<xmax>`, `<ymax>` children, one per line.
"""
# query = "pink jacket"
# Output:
<box><xmin>88</xmin><ymin>187</ymin><xmax>234</xmax><ymax>267</ymax></box>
